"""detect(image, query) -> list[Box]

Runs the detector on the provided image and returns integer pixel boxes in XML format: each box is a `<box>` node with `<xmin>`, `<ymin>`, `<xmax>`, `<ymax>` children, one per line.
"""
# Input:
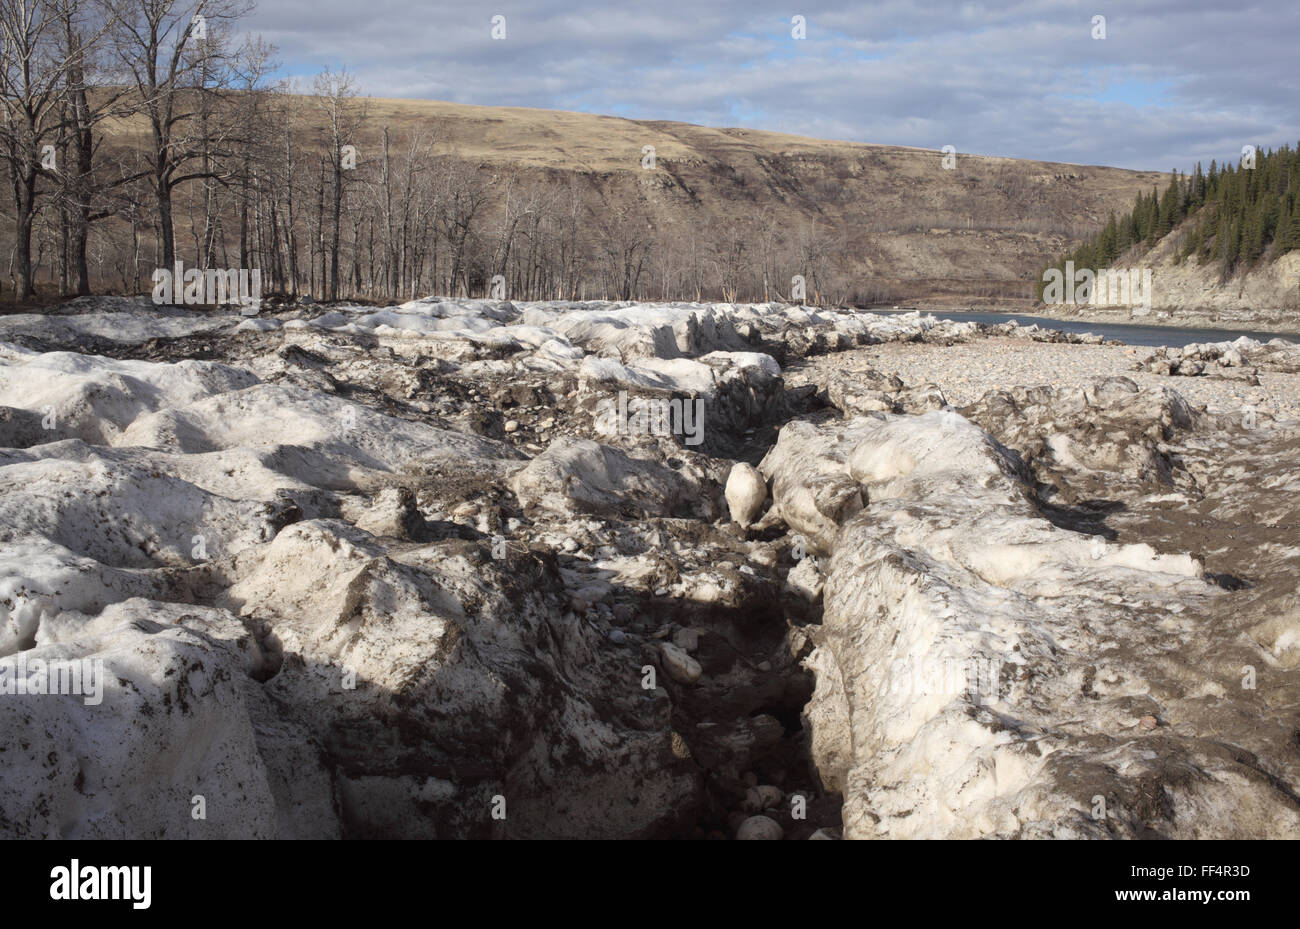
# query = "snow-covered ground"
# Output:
<box><xmin>2</xmin><ymin>295</ymin><xmax>1298</xmax><ymax>838</ymax></box>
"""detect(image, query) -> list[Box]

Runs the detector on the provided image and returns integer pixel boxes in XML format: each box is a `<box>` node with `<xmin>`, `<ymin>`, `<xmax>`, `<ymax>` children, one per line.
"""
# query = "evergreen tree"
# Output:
<box><xmin>1144</xmin><ymin>186</ymin><xmax>1161</xmax><ymax>246</ymax></box>
<box><xmin>1156</xmin><ymin>172</ymin><xmax>1180</xmax><ymax>237</ymax></box>
<box><xmin>1182</xmin><ymin>222</ymin><xmax>1203</xmax><ymax>263</ymax></box>
<box><xmin>1243</xmin><ymin>202</ymin><xmax>1266</xmax><ymax>263</ymax></box>
<box><xmin>1275</xmin><ymin>195</ymin><xmax>1300</xmax><ymax>253</ymax></box>
<box><xmin>1225</xmin><ymin>218</ymin><xmax>1242</xmax><ymax>276</ymax></box>
<box><xmin>1098</xmin><ymin>213</ymin><xmax>1119</xmax><ymax>266</ymax></box>
<box><xmin>1044</xmin><ymin>145</ymin><xmax>1297</xmax><ymax>289</ymax></box>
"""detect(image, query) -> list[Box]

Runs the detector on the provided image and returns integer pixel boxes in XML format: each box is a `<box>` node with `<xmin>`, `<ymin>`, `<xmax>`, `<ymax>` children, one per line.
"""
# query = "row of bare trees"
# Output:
<box><xmin>0</xmin><ymin>0</ymin><xmax>875</xmax><ymax>306</ymax></box>
<box><xmin>0</xmin><ymin>0</ymin><xmax>266</xmax><ymax>298</ymax></box>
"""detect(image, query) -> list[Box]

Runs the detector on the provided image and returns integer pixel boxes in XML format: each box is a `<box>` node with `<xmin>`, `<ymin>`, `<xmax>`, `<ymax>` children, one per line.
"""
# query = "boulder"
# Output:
<box><xmin>725</xmin><ymin>462</ymin><xmax>767</xmax><ymax>527</ymax></box>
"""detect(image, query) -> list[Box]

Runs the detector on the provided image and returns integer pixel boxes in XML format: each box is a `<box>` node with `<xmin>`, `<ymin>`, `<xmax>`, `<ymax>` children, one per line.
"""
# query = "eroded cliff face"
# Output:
<box><xmin>1035</xmin><ymin>246</ymin><xmax>1300</xmax><ymax>327</ymax></box>
<box><xmin>1</xmin><ymin>296</ymin><xmax>1296</xmax><ymax>839</ymax></box>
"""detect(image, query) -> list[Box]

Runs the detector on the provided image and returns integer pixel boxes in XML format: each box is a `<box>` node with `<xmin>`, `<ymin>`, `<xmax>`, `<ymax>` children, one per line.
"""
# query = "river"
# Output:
<box><xmin>869</xmin><ymin>309</ymin><xmax>1300</xmax><ymax>348</ymax></box>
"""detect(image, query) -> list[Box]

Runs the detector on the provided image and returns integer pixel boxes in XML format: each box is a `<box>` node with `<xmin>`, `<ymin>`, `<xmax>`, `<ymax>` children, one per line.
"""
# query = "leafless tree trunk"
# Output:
<box><xmin>312</xmin><ymin>67</ymin><xmax>363</xmax><ymax>301</ymax></box>
<box><xmin>106</xmin><ymin>0</ymin><xmax>251</xmax><ymax>270</ymax></box>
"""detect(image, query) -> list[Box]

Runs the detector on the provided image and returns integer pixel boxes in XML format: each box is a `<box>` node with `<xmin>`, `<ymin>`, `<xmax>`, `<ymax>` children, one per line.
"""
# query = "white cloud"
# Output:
<box><xmin>247</xmin><ymin>0</ymin><xmax>1299</xmax><ymax>170</ymax></box>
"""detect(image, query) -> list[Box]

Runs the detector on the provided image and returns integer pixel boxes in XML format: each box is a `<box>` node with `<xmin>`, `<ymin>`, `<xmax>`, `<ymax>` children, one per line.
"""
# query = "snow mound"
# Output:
<box><xmin>766</xmin><ymin>410</ymin><xmax>1295</xmax><ymax>838</ymax></box>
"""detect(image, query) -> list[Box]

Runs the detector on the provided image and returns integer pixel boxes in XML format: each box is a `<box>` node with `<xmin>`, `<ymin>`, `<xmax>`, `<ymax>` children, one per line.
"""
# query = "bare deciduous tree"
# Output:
<box><xmin>106</xmin><ymin>0</ymin><xmax>250</xmax><ymax>268</ymax></box>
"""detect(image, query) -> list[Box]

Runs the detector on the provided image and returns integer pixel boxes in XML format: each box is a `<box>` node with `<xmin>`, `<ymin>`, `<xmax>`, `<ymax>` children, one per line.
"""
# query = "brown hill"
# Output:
<box><xmin>354</xmin><ymin>97</ymin><xmax>1166</xmax><ymax>303</ymax></box>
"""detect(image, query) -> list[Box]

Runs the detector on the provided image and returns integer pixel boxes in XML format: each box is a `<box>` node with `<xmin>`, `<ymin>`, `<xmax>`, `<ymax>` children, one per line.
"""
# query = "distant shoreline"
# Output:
<box><xmin>867</xmin><ymin>302</ymin><xmax>1300</xmax><ymax>338</ymax></box>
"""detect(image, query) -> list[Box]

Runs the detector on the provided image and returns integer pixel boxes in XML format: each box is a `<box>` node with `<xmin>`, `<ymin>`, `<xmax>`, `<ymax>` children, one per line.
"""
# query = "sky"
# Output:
<box><xmin>244</xmin><ymin>0</ymin><xmax>1299</xmax><ymax>172</ymax></box>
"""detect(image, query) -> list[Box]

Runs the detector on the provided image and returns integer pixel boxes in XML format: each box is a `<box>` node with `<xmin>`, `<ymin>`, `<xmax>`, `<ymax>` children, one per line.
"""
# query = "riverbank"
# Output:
<box><xmin>789</xmin><ymin>336</ymin><xmax>1300</xmax><ymax>423</ymax></box>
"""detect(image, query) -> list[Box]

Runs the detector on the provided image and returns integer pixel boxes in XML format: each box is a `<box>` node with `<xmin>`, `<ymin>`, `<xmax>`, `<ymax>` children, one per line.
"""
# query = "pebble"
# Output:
<box><xmin>612</xmin><ymin>602</ymin><xmax>636</xmax><ymax>624</ymax></box>
<box><xmin>660</xmin><ymin>643</ymin><xmax>702</xmax><ymax>684</ymax></box>
<box><xmin>504</xmin><ymin>420</ymin><xmax>519</xmax><ymax>433</ymax></box>
<box><xmin>744</xmin><ymin>785</ymin><xmax>784</xmax><ymax>811</ymax></box>
<box><xmin>736</xmin><ymin>815</ymin><xmax>784</xmax><ymax>840</ymax></box>
<box><xmin>672</xmin><ymin>627</ymin><xmax>700</xmax><ymax>652</ymax></box>
<box><xmin>748</xmin><ymin>546</ymin><xmax>778</xmax><ymax>568</ymax></box>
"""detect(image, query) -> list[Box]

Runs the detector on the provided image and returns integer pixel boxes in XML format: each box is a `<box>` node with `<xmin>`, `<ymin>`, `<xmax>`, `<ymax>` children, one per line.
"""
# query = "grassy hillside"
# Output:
<box><xmin>349</xmin><ymin>97</ymin><xmax>1166</xmax><ymax>304</ymax></box>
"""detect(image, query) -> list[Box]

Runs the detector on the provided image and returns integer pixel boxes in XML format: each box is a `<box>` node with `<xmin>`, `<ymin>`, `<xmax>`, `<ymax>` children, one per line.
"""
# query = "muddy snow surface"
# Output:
<box><xmin>1</xmin><ymin>295</ymin><xmax>1298</xmax><ymax>839</ymax></box>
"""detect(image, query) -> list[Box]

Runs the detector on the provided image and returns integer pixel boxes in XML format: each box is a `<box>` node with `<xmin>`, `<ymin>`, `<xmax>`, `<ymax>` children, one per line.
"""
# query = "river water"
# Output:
<box><xmin>869</xmin><ymin>309</ymin><xmax>1300</xmax><ymax>348</ymax></box>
